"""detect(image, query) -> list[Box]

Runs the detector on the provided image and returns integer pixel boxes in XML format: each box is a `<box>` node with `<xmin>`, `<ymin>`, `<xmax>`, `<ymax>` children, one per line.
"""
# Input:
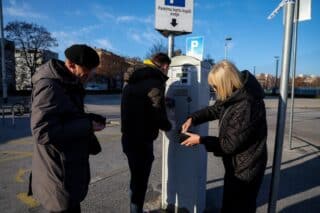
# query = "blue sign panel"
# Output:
<box><xmin>165</xmin><ymin>0</ymin><xmax>185</xmax><ymax>7</ymax></box>
<box><xmin>186</xmin><ymin>36</ymin><xmax>204</xmax><ymax>60</ymax></box>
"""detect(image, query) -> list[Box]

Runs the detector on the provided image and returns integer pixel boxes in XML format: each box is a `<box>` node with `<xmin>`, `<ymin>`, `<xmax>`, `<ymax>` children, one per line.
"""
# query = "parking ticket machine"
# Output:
<box><xmin>162</xmin><ymin>56</ymin><xmax>212</xmax><ymax>212</ymax></box>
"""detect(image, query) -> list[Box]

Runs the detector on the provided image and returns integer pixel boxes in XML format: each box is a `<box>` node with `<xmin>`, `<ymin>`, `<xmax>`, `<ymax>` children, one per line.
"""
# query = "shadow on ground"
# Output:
<box><xmin>0</xmin><ymin>116</ymin><xmax>31</xmax><ymax>144</ymax></box>
<box><xmin>205</xmin><ymin>152</ymin><xmax>320</xmax><ymax>212</ymax></box>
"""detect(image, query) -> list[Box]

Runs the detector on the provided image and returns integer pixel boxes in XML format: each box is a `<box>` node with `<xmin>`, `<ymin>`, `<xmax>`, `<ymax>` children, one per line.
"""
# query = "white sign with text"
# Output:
<box><xmin>155</xmin><ymin>0</ymin><xmax>193</xmax><ymax>34</ymax></box>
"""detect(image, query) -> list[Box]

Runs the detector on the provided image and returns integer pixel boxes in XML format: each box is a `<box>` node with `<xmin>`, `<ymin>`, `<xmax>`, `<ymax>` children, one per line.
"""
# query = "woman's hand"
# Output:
<box><xmin>181</xmin><ymin>118</ymin><xmax>192</xmax><ymax>133</ymax></box>
<box><xmin>92</xmin><ymin>121</ymin><xmax>105</xmax><ymax>132</ymax></box>
<box><xmin>181</xmin><ymin>132</ymin><xmax>200</xmax><ymax>147</ymax></box>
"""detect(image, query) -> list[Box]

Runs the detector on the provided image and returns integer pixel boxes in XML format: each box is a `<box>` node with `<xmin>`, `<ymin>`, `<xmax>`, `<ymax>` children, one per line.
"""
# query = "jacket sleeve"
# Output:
<box><xmin>147</xmin><ymin>86</ymin><xmax>172</xmax><ymax>131</ymax></box>
<box><xmin>190</xmin><ymin>101</ymin><xmax>222</xmax><ymax>126</ymax></box>
<box><xmin>213</xmin><ymin>100</ymin><xmax>266</xmax><ymax>155</ymax></box>
<box><xmin>199</xmin><ymin>136</ymin><xmax>224</xmax><ymax>155</ymax></box>
<box><xmin>31</xmin><ymin>80</ymin><xmax>92</xmax><ymax>145</ymax></box>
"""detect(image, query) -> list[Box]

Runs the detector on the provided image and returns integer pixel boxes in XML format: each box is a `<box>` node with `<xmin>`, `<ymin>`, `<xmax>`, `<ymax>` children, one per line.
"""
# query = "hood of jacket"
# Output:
<box><xmin>32</xmin><ymin>59</ymin><xmax>80</xmax><ymax>85</ymax></box>
<box><xmin>224</xmin><ymin>70</ymin><xmax>265</xmax><ymax>105</ymax></box>
<box><xmin>126</xmin><ymin>59</ymin><xmax>169</xmax><ymax>84</ymax></box>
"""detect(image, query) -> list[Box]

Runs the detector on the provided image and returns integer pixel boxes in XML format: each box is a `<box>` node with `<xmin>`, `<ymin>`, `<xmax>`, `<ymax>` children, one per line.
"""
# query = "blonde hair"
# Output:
<box><xmin>208</xmin><ymin>60</ymin><xmax>243</xmax><ymax>101</ymax></box>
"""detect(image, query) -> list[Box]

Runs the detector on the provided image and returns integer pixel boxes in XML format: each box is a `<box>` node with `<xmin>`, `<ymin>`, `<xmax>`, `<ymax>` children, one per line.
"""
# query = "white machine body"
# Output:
<box><xmin>162</xmin><ymin>55</ymin><xmax>211</xmax><ymax>212</ymax></box>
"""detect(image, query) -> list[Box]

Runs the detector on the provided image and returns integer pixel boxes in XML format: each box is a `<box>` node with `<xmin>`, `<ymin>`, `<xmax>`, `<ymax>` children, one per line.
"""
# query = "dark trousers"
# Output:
<box><xmin>221</xmin><ymin>172</ymin><xmax>264</xmax><ymax>213</ymax></box>
<box><xmin>122</xmin><ymin>135</ymin><xmax>154</xmax><ymax>212</ymax></box>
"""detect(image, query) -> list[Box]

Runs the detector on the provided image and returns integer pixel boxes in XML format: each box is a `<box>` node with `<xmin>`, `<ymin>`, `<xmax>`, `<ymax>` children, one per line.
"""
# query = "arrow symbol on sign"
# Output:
<box><xmin>171</xmin><ymin>18</ymin><xmax>178</xmax><ymax>27</ymax></box>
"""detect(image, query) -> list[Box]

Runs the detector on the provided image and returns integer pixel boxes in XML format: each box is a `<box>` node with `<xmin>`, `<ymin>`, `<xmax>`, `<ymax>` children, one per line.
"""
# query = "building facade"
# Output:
<box><xmin>94</xmin><ymin>48</ymin><xmax>130</xmax><ymax>89</ymax></box>
<box><xmin>15</xmin><ymin>49</ymin><xmax>58</xmax><ymax>90</ymax></box>
<box><xmin>0</xmin><ymin>39</ymin><xmax>16</xmax><ymax>92</ymax></box>
<box><xmin>255</xmin><ymin>73</ymin><xmax>275</xmax><ymax>89</ymax></box>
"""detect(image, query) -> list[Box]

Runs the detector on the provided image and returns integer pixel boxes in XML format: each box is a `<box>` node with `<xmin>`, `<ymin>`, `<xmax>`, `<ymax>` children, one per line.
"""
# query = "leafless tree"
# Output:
<box><xmin>145</xmin><ymin>40</ymin><xmax>167</xmax><ymax>59</ymax></box>
<box><xmin>5</xmin><ymin>21</ymin><xmax>58</xmax><ymax>76</ymax></box>
<box><xmin>203</xmin><ymin>54</ymin><xmax>215</xmax><ymax>65</ymax></box>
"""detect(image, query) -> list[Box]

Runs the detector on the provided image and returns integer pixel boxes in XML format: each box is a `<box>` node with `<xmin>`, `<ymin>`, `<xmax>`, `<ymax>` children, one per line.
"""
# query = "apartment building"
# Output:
<box><xmin>15</xmin><ymin>49</ymin><xmax>58</xmax><ymax>90</ymax></box>
<box><xmin>0</xmin><ymin>39</ymin><xmax>16</xmax><ymax>92</ymax></box>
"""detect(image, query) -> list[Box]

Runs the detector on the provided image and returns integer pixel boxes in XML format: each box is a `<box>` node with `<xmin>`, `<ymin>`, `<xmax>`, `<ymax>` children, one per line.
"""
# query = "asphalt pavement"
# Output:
<box><xmin>0</xmin><ymin>95</ymin><xmax>319</xmax><ymax>213</ymax></box>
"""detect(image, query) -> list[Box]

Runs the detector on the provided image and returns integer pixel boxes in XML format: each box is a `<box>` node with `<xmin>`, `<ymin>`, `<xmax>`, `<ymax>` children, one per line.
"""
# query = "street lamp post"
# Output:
<box><xmin>0</xmin><ymin>0</ymin><xmax>7</xmax><ymax>103</ymax></box>
<box><xmin>224</xmin><ymin>37</ymin><xmax>232</xmax><ymax>60</ymax></box>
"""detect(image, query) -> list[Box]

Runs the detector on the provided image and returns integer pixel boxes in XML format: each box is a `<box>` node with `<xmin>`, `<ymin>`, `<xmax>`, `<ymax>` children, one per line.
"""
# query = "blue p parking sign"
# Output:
<box><xmin>165</xmin><ymin>0</ymin><xmax>185</xmax><ymax>7</ymax></box>
<box><xmin>186</xmin><ymin>36</ymin><xmax>204</xmax><ymax>60</ymax></box>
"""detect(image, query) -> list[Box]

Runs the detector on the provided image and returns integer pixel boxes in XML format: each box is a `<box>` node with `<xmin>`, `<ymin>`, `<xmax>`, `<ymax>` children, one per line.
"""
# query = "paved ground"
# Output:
<box><xmin>0</xmin><ymin>95</ymin><xmax>319</xmax><ymax>213</ymax></box>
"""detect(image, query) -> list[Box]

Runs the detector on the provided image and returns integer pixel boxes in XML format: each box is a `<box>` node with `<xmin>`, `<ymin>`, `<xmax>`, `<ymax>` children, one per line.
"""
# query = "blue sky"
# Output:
<box><xmin>3</xmin><ymin>0</ymin><xmax>320</xmax><ymax>76</ymax></box>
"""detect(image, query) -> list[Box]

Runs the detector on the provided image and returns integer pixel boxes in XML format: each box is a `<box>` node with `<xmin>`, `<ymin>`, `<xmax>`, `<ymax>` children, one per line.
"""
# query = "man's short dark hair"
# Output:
<box><xmin>151</xmin><ymin>53</ymin><xmax>171</xmax><ymax>67</ymax></box>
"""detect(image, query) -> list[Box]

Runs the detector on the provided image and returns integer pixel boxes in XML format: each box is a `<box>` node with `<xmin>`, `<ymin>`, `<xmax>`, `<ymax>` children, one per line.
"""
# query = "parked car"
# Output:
<box><xmin>85</xmin><ymin>83</ymin><xmax>108</xmax><ymax>91</ymax></box>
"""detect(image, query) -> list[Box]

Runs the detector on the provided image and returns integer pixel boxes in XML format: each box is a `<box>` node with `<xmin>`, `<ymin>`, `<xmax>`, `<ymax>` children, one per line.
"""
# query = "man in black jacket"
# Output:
<box><xmin>121</xmin><ymin>53</ymin><xmax>172</xmax><ymax>213</ymax></box>
<box><xmin>31</xmin><ymin>44</ymin><xmax>105</xmax><ymax>213</ymax></box>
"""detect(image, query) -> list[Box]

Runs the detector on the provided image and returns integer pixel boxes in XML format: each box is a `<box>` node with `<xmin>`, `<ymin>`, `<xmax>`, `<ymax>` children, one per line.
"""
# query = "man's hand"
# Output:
<box><xmin>92</xmin><ymin>121</ymin><xmax>105</xmax><ymax>132</ymax></box>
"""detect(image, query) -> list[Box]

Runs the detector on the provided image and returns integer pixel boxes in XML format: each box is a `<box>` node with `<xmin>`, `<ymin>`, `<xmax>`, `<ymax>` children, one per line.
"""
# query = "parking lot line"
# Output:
<box><xmin>0</xmin><ymin>151</ymin><xmax>32</xmax><ymax>163</ymax></box>
<box><xmin>16</xmin><ymin>192</ymin><xmax>39</xmax><ymax>208</ymax></box>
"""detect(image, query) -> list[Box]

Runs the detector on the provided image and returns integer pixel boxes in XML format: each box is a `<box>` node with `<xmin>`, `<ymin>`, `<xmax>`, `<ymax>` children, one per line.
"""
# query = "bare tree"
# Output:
<box><xmin>5</xmin><ymin>21</ymin><xmax>58</xmax><ymax>76</ymax></box>
<box><xmin>145</xmin><ymin>40</ymin><xmax>167</xmax><ymax>59</ymax></box>
<box><xmin>203</xmin><ymin>54</ymin><xmax>215</xmax><ymax>65</ymax></box>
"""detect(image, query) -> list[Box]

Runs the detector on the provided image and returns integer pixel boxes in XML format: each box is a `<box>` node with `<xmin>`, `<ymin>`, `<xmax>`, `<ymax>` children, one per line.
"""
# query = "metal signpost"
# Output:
<box><xmin>288</xmin><ymin>0</ymin><xmax>312</xmax><ymax>149</ymax></box>
<box><xmin>288</xmin><ymin>0</ymin><xmax>300</xmax><ymax>149</ymax></box>
<box><xmin>267</xmin><ymin>1</ymin><xmax>296</xmax><ymax>212</ymax></box>
<box><xmin>155</xmin><ymin>0</ymin><xmax>194</xmax><ymax>57</ymax></box>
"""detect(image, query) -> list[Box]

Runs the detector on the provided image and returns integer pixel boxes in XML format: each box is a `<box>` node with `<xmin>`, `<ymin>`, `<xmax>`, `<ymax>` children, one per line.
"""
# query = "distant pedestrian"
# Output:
<box><xmin>30</xmin><ymin>44</ymin><xmax>105</xmax><ymax>213</ymax></box>
<box><xmin>121</xmin><ymin>53</ymin><xmax>172</xmax><ymax>213</ymax></box>
<box><xmin>181</xmin><ymin>60</ymin><xmax>268</xmax><ymax>213</ymax></box>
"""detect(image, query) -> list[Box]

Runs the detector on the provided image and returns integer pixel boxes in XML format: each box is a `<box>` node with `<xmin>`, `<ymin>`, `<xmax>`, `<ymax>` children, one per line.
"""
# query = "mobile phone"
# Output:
<box><xmin>179</xmin><ymin>133</ymin><xmax>190</xmax><ymax>144</ymax></box>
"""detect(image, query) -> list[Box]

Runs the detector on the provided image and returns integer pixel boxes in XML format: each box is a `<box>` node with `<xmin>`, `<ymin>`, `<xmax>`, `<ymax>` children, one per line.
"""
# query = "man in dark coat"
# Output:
<box><xmin>181</xmin><ymin>60</ymin><xmax>267</xmax><ymax>213</ymax></box>
<box><xmin>30</xmin><ymin>44</ymin><xmax>105</xmax><ymax>213</ymax></box>
<box><xmin>121</xmin><ymin>53</ymin><xmax>172</xmax><ymax>213</ymax></box>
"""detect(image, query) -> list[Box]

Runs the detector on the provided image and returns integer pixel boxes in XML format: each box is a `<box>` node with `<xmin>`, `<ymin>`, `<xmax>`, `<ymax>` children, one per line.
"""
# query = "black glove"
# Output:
<box><xmin>88</xmin><ymin>113</ymin><xmax>106</xmax><ymax>125</ymax></box>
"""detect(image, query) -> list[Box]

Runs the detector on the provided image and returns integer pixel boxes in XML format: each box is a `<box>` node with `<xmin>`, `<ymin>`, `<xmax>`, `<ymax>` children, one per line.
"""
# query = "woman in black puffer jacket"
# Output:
<box><xmin>181</xmin><ymin>60</ymin><xmax>267</xmax><ymax>213</ymax></box>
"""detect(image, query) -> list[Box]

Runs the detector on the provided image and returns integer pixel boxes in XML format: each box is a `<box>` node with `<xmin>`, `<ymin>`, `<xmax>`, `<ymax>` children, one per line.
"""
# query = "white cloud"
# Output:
<box><xmin>64</xmin><ymin>9</ymin><xmax>83</xmax><ymax>16</ymax></box>
<box><xmin>116</xmin><ymin>15</ymin><xmax>153</xmax><ymax>24</ymax></box>
<box><xmin>78</xmin><ymin>25</ymin><xmax>103</xmax><ymax>34</ymax></box>
<box><xmin>51</xmin><ymin>34</ymin><xmax>117</xmax><ymax>58</ymax></box>
<box><xmin>95</xmin><ymin>11</ymin><xmax>115</xmax><ymax>21</ymax></box>
<box><xmin>91</xmin><ymin>5</ymin><xmax>115</xmax><ymax>22</ymax></box>
<box><xmin>144</xmin><ymin>15</ymin><xmax>154</xmax><ymax>24</ymax></box>
<box><xmin>94</xmin><ymin>39</ymin><xmax>115</xmax><ymax>51</ymax></box>
<box><xmin>131</xmin><ymin>33</ymin><xmax>143</xmax><ymax>43</ymax></box>
<box><xmin>52</xmin><ymin>24</ymin><xmax>103</xmax><ymax>43</ymax></box>
<box><xmin>51</xmin><ymin>31</ymin><xmax>77</xmax><ymax>56</ymax></box>
<box><xmin>91</xmin><ymin>4</ymin><xmax>153</xmax><ymax>25</ymax></box>
<box><xmin>128</xmin><ymin>28</ymin><xmax>161</xmax><ymax>46</ymax></box>
<box><xmin>5</xmin><ymin>1</ymin><xmax>47</xmax><ymax>19</ymax></box>
<box><xmin>141</xmin><ymin>31</ymin><xmax>160</xmax><ymax>44</ymax></box>
<box><xmin>117</xmin><ymin>16</ymin><xmax>135</xmax><ymax>22</ymax></box>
